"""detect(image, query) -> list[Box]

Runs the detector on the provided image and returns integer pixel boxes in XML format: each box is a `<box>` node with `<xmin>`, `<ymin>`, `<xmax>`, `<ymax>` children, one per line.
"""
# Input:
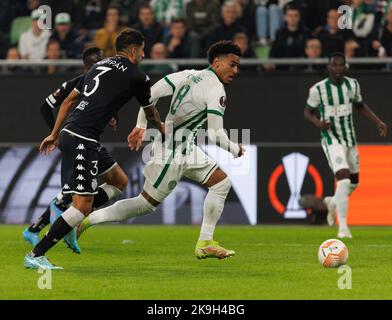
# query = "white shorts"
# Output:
<box><xmin>321</xmin><ymin>141</ymin><xmax>359</xmax><ymax>174</ymax></box>
<box><xmin>143</xmin><ymin>144</ymin><xmax>217</xmax><ymax>202</ymax></box>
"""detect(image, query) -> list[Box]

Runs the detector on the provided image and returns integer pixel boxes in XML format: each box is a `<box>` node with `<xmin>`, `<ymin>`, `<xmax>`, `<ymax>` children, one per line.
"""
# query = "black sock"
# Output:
<box><xmin>28</xmin><ymin>206</ymin><xmax>51</xmax><ymax>233</ymax></box>
<box><xmin>32</xmin><ymin>216</ymin><xmax>73</xmax><ymax>257</ymax></box>
<box><xmin>92</xmin><ymin>187</ymin><xmax>109</xmax><ymax>209</ymax></box>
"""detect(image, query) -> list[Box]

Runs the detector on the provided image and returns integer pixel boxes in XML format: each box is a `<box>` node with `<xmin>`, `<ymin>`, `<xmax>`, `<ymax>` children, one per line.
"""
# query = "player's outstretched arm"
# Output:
<box><xmin>354</xmin><ymin>102</ymin><xmax>388</xmax><ymax>137</ymax></box>
<box><xmin>207</xmin><ymin>113</ymin><xmax>244</xmax><ymax>158</ymax></box>
<box><xmin>39</xmin><ymin>90</ymin><xmax>80</xmax><ymax>155</ymax></box>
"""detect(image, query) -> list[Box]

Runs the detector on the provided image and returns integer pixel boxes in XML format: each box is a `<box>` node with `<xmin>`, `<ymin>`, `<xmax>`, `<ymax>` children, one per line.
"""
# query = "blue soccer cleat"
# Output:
<box><xmin>22</xmin><ymin>228</ymin><xmax>40</xmax><ymax>246</ymax></box>
<box><xmin>63</xmin><ymin>229</ymin><xmax>81</xmax><ymax>254</ymax></box>
<box><xmin>24</xmin><ymin>254</ymin><xmax>63</xmax><ymax>270</ymax></box>
<box><xmin>49</xmin><ymin>198</ymin><xmax>64</xmax><ymax>224</ymax></box>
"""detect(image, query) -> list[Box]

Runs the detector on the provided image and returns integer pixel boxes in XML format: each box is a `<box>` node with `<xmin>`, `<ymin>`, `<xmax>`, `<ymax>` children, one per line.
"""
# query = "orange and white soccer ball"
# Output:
<box><xmin>318</xmin><ymin>239</ymin><xmax>349</xmax><ymax>268</ymax></box>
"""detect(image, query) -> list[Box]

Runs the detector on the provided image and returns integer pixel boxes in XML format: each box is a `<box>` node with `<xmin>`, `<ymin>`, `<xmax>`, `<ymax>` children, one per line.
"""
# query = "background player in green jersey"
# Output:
<box><xmin>302</xmin><ymin>52</ymin><xmax>388</xmax><ymax>238</ymax></box>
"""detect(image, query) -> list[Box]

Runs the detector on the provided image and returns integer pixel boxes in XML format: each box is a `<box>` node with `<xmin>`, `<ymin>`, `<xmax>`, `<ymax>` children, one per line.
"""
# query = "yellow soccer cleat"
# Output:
<box><xmin>195</xmin><ymin>240</ymin><xmax>235</xmax><ymax>260</ymax></box>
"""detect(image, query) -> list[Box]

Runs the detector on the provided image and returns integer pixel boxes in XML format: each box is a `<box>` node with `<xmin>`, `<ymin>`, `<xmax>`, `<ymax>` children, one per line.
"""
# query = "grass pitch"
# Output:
<box><xmin>1</xmin><ymin>224</ymin><xmax>392</xmax><ymax>300</ymax></box>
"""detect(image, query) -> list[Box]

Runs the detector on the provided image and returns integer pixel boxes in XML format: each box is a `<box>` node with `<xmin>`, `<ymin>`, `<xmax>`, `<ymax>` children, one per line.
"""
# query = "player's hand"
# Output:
<box><xmin>128</xmin><ymin>127</ymin><xmax>146</xmax><ymax>151</ymax></box>
<box><xmin>108</xmin><ymin>117</ymin><xmax>117</xmax><ymax>131</ymax></box>
<box><xmin>39</xmin><ymin>134</ymin><xmax>58</xmax><ymax>155</ymax></box>
<box><xmin>377</xmin><ymin>121</ymin><xmax>388</xmax><ymax>137</ymax></box>
<box><xmin>319</xmin><ymin>120</ymin><xmax>331</xmax><ymax>130</ymax></box>
<box><xmin>237</xmin><ymin>144</ymin><xmax>246</xmax><ymax>158</ymax></box>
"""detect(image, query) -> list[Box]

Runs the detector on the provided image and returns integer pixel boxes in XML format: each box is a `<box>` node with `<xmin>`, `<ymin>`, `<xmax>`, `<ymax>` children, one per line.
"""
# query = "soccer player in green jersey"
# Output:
<box><xmin>303</xmin><ymin>52</ymin><xmax>388</xmax><ymax>238</ymax></box>
<box><xmin>76</xmin><ymin>41</ymin><xmax>245</xmax><ymax>259</ymax></box>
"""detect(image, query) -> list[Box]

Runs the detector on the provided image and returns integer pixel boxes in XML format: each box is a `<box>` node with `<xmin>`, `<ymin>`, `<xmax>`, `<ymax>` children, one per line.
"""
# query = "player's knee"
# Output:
<box><xmin>209</xmin><ymin>176</ymin><xmax>231</xmax><ymax>197</ymax></box>
<box><xmin>335</xmin><ymin>169</ymin><xmax>350</xmax><ymax>180</ymax></box>
<box><xmin>336</xmin><ymin>179</ymin><xmax>351</xmax><ymax>196</ymax></box>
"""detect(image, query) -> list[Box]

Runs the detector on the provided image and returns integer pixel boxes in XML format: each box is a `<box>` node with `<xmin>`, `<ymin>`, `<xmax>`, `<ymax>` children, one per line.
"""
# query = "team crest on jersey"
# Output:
<box><xmin>92</xmin><ymin>178</ymin><xmax>98</xmax><ymax>191</ymax></box>
<box><xmin>336</xmin><ymin>156</ymin><xmax>343</xmax><ymax>164</ymax></box>
<box><xmin>168</xmin><ymin>181</ymin><xmax>177</xmax><ymax>190</ymax></box>
<box><xmin>219</xmin><ymin>96</ymin><xmax>227</xmax><ymax>108</ymax></box>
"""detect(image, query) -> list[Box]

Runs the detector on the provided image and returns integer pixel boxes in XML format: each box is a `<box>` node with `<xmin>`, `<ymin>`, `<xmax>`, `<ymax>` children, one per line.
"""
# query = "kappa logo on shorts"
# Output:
<box><xmin>76</xmin><ymin>154</ymin><xmax>85</xmax><ymax>160</ymax></box>
<box><xmin>63</xmin><ymin>184</ymin><xmax>70</xmax><ymax>190</ymax></box>
<box><xmin>77</xmin><ymin>164</ymin><xmax>86</xmax><ymax>171</ymax></box>
<box><xmin>76</xmin><ymin>144</ymin><xmax>85</xmax><ymax>150</ymax></box>
<box><xmin>76</xmin><ymin>184</ymin><xmax>85</xmax><ymax>191</ymax></box>
<box><xmin>76</xmin><ymin>174</ymin><xmax>85</xmax><ymax>181</ymax></box>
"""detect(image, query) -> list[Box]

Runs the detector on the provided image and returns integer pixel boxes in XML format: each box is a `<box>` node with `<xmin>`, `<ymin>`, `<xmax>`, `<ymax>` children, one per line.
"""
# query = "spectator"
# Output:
<box><xmin>113</xmin><ymin>0</ymin><xmax>146</xmax><ymax>26</ymax></box>
<box><xmin>255</xmin><ymin>0</ymin><xmax>290</xmax><ymax>45</ymax></box>
<box><xmin>186</xmin><ymin>0</ymin><xmax>221</xmax><ymax>41</ymax></box>
<box><xmin>345</xmin><ymin>38</ymin><xmax>362</xmax><ymax>58</ymax></box>
<box><xmin>0</xmin><ymin>32</ymin><xmax>9</xmax><ymax>59</ymax></box>
<box><xmin>352</xmin><ymin>0</ymin><xmax>379</xmax><ymax>56</ymax></box>
<box><xmin>380</xmin><ymin>4</ymin><xmax>392</xmax><ymax>56</ymax></box>
<box><xmin>18</xmin><ymin>9</ymin><xmax>51</xmax><ymax>59</ymax></box>
<box><xmin>163</xmin><ymin>18</ymin><xmax>200</xmax><ymax>58</ymax></box>
<box><xmin>236</xmin><ymin>0</ymin><xmax>257</xmax><ymax>40</ymax></box>
<box><xmin>206</xmin><ymin>1</ymin><xmax>247</xmax><ymax>48</ymax></box>
<box><xmin>132</xmin><ymin>4</ymin><xmax>165</xmax><ymax>58</ymax></box>
<box><xmin>317</xmin><ymin>9</ymin><xmax>355</xmax><ymax>56</ymax></box>
<box><xmin>305</xmin><ymin>37</ymin><xmax>323</xmax><ymax>58</ymax></box>
<box><xmin>45</xmin><ymin>39</ymin><xmax>64</xmax><ymax>74</ymax></box>
<box><xmin>74</xmin><ymin>0</ymin><xmax>111</xmax><ymax>32</ymax></box>
<box><xmin>233</xmin><ymin>32</ymin><xmax>256</xmax><ymax>57</ymax></box>
<box><xmin>299</xmin><ymin>0</ymin><xmax>348</xmax><ymax>34</ymax></box>
<box><xmin>49</xmin><ymin>12</ymin><xmax>84</xmax><ymax>58</ymax></box>
<box><xmin>1</xmin><ymin>46</ymin><xmax>21</xmax><ymax>73</ymax></box>
<box><xmin>6</xmin><ymin>46</ymin><xmax>20</xmax><ymax>60</ymax></box>
<box><xmin>303</xmin><ymin>37</ymin><xmax>323</xmax><ymax>71</ymax></box>
<box><xmin>142</xmin><ymin>43</ymin><xmax>175</xmax><ymax>74</ymax></box>
<box><xmin>150</xmin><ymin>0</ymin><xmax>185</xmax><ymax>25</ymax></box>
<box><xmin>93</xmin><ymin>4</ymin><xmax>127</xmax><ymax>57</ymax></box>
<box><xmin>269</xmin><ymin>4</ymin><xmax>310</xmax><ymax>58</ymax></box>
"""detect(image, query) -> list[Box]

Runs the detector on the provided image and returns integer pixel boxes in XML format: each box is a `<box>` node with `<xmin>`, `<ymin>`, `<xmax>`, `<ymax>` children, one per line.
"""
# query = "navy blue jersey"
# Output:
<box><xmin>64</xmin><ymin>56</ymin><xmax>152</xmax><ymax>140</ymax></box>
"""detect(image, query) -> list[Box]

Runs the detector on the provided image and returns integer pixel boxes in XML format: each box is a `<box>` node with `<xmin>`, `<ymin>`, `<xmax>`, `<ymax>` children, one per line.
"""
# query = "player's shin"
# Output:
<box><xmin>27</xmin><ymin>206</ymin><xmax>51</xmax><ymax>233</ymax></box>
<box><xmin>334</xmin><ymin>179</ymin><xmax>351</xmax><ymax>231</ymax></box>
<box><xmin>199</xmin><ymin>177</ymin><xmax>231</xmax><ymax>241</ymax></box>
<box><xmin>30</xmin><ymin>206</ymin><xmax>85</xmax><ymax>257</ymax></box>
<box><xmin>86</xmin><ymin>195</ymin><xmax>156</xmax><ymax>226</ymax></box>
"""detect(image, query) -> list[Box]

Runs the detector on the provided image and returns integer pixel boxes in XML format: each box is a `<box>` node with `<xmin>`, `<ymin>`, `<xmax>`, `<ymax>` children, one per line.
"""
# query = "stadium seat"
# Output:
<box><xmin>9</xmin><ymin>16</ymin><xmax>31</xmax><ymax>45</ymax></box>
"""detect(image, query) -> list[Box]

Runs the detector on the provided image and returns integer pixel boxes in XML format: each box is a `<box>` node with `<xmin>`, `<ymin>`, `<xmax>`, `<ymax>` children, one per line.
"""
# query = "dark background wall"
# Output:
<box><xmin>0</xmin><ymin>71</ymin><xmax>391</xmax><ymax>143</ymax></box>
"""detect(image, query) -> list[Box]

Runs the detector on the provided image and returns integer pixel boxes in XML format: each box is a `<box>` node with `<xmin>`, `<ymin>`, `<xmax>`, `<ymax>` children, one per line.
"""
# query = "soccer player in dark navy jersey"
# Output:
<box><xmin>22</xmin><ymin>47</ymin><xmax>129</xmax><ymax>254</ymax></box>
<box><xmin>24</xmin><ymin>28</ymin><xmax>164</xmax><ymax>270</ymax></box>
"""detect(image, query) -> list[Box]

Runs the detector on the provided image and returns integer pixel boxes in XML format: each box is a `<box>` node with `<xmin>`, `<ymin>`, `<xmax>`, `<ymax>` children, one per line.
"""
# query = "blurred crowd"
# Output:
<box><xmin>0</xmin><ymin>0</ymin><xmax>392</xmax><ymax>73</ymax></box>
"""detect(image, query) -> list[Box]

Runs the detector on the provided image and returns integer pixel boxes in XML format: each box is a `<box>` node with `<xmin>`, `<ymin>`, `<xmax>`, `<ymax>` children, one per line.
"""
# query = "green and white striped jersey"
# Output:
<box><xmin>306</xmin><ymin>77</ymin><xmax>363</xmax><ymax>146</ymax></box>
<box><xmin>155</xmin><ymin>67</ymin><xmax>227</xmax><ymax>154</ymax></box>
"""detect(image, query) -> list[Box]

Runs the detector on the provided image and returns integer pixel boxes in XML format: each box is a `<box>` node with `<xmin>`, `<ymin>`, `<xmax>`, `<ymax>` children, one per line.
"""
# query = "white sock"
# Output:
<box><xmin>62</xmin><ymin>206</ymin><xmax>86</xmax><ymax>227</ymax></box>
<box><xmin>99</xmin><ymin>183</ymin><xmax>122</xmax><ymax>200</ymax></box>
<box><xmin>88</xmin><ymin>195</ymin><xmax>156</xmax><ymax>225</ymax></box>
<box><xmin>334</xmin><ymin>179</ymin><xmax>351</xmax><ymax>231</ymax></box>
<box><xmin>199</xmin><ymin>177</ymin><xmax>231</xmax><ymax>241</ymax></box>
